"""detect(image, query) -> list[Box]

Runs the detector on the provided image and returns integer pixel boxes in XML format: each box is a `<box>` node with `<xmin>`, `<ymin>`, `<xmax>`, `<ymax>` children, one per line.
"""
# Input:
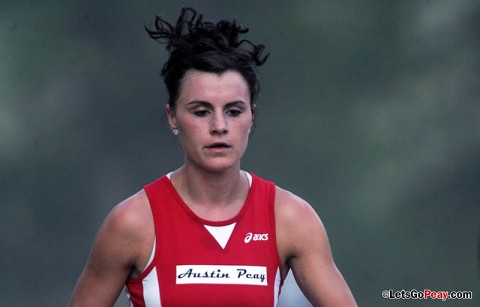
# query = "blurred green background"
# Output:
<box><xmin>1</xmin><ymin>0</ymin><xmax>479</xmax><ymax>306</ymax></box>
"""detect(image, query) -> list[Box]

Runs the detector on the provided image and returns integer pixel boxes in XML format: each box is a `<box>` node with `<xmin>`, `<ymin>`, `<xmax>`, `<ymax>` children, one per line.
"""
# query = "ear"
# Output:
<box><xmin>166</xmin><ymin>104</ymin><xmax>176</xmax><ymax>129</ymax></box>
<box><xmin>249</xmin><ymin>104</ymin><xmax>257</xmax><ymax>135</ymax></box>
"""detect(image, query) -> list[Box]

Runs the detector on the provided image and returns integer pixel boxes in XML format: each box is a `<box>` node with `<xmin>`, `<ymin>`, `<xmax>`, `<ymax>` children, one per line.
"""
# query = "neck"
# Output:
<box><xmin>171</xmin><ymin>165</ymin><xmax>248</xmax><ymax>208</ymax></box>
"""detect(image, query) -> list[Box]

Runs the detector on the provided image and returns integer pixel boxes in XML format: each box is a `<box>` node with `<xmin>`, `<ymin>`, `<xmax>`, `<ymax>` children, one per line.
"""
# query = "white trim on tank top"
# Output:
<box><xmin>166</xmin><ymin>170</ymin><xmax>252</xmax><ymax>186</ymax></box>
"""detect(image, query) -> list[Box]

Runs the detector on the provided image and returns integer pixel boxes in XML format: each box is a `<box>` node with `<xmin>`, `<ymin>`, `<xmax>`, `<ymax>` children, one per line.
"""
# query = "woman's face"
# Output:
<box><xmin>167</xmin><ymin>70</ymin><xmax>254</xmax><ymax>173</ymax></box>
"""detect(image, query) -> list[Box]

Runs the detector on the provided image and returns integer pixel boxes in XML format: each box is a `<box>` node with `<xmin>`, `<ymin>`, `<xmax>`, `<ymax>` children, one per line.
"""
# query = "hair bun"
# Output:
<box><xmin>146</xmin><ymin>7</ymin><xmax>269</xmax><ymax>67</ymax></box>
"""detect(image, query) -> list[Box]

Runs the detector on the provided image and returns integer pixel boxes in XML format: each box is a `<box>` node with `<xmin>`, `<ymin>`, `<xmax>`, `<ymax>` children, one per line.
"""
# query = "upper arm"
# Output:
<box><xmin>275</xmin><ymin>187</ymin><xmax>356</xmax><ymax>306</ymax></box>
<box><xmin>70</xmin><ymin>190</ymin><xmax>153</xmax><ymax>307</ymax></box>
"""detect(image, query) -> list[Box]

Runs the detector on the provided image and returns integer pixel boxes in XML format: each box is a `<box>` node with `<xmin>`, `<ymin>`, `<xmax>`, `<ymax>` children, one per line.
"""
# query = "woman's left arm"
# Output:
<box><xmin>275</xmin><ymin>187</ymin><xmax>357</xmax><ymax>306</ymax></box>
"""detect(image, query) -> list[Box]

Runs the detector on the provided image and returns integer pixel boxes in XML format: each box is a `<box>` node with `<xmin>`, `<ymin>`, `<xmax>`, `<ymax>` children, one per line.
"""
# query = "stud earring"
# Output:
<box><xmin>172</xmin><ymin>128</ymin><xmax>179</xmax><ymax>135</ymax></box>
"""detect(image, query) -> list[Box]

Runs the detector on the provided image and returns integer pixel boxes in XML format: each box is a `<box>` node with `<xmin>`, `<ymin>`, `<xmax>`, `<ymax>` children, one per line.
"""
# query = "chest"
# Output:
<box><xmin>128</xmin><ymin>175</ymin><xmax>283</xmax><ymax>306</ymax></box>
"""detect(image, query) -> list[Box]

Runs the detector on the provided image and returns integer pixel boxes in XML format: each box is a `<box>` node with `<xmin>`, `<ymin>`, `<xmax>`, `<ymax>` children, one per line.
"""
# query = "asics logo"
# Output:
<box><xmin>244</xmin><ymin>232</ymin><xmax>269</xmax><ymax>243</ymax></box>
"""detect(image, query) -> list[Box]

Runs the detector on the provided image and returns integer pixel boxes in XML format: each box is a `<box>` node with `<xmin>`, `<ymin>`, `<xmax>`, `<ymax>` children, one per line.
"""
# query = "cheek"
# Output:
<box><xmin>176</xmin><ymin>121</ymin><xmax>202</xmax><ymax>146</ymax></box>
<box><xmin>181</xmin><ymin>126</ymin><xmax>203</xmax><ymax>146</ymax></box>
<box><xmin>176</xmin><ymin>116</ymin><xmax>201</xmax><ymax>135</ymax></box>
<box><xmin>237</xmin><ymin>121</ymin><xmax>253</xmax><ymax>142</ymax></box>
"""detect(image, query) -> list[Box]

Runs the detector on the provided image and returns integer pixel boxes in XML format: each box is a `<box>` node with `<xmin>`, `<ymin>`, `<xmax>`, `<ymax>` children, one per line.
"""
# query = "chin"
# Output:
<box><xmin>205</xmin><ymin>163</ymin><xmax>238</xmax><ymax>173</ymax></box>
<box><xmin>197</xmin><ymin>158</ymin><xmax>240</xmax><ymax>173</ymax></box>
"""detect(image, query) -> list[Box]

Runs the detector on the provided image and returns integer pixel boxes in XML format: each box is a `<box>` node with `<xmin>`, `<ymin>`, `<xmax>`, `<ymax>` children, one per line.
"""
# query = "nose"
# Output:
<box><xmin>211</xmin><ymin>112</ymin><xmax>228</xmax><ymax>135</ymax></box>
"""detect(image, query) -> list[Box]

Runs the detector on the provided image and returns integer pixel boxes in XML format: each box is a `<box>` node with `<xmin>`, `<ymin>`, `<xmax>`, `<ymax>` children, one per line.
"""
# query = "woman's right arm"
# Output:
<box><xmin>69</xmin><ymin>191</ymin><xmax>153</xmax><ymax>307</ymax></box>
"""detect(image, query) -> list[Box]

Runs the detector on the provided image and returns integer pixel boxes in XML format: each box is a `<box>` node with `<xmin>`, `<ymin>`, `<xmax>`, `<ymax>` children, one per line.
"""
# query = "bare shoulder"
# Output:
<box><xmin>97</xmin><ymin>190</ymin><xmax>155</xmax><ymax>267</ymax></box>
<box><xmin>102</xmin><ymin>189</ymin><xmax>154</xmax><ymax>269</ymax></box>
<box><xmin>69</xmin><ymin>190</ymin><xmax>154</xmax><ymax>306</ymax></box>
<box><xmin>274</xmin><ymin>186</ymin><xmax>325</xmax><ymax>243</ymax></box>
<box><xmin>274</xmin><ymin>186</ymin><xmax>328</xmax><ymax>276</ymax></box>
<box><xmin>107</xmin><ymin>190</ymin><xmax>152</xmax><ymax>239</ymax></box>
<box><xmin>275</xmin><ymin>187</ymin><xmax>319</xmax><ymax>220</ymax></box>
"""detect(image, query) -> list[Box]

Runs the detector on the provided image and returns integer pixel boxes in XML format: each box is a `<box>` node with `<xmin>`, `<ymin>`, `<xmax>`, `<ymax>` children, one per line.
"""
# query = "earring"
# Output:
<box><xmin>172</xmin><ymin>128</ymin><xmax>179</xmax><ymax>135</ymax></box>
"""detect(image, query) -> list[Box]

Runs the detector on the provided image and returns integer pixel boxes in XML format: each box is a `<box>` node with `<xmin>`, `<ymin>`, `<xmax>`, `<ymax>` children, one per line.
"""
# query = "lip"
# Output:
<box><xmin>205</xmin><ymin>142</ymin><xmax>232</xmax><ymax>153</ymax></box>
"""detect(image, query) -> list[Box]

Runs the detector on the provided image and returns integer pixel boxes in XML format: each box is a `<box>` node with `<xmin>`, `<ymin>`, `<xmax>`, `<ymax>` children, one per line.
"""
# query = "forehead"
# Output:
<box><xmin>177</xmin><ymin>70</ymin><xmax>250</xmax><ymax>105</ymax></box>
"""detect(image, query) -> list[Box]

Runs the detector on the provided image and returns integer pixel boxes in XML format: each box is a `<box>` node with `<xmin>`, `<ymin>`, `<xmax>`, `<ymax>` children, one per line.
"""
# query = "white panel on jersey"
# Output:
<box><xmin>204</xmin><ymin>222</ymin><xmax>236</xmax><ymax>249</ymax></box>
<box><xmin>273</xmin><ymin>267</ymin><xmax>281</xmax><ymax>306</ymax></box>
<box><xmin>143</xmin><ymin>268</ymin><xmax>161</xmax><ymax>306</ymax></box>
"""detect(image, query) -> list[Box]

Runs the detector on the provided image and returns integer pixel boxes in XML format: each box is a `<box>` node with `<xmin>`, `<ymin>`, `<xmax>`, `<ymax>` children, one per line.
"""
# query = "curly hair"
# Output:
<box><xmin>146</xmin><ymin>7</ymin><xmax>269</xmax><ymax>108</ymax></box>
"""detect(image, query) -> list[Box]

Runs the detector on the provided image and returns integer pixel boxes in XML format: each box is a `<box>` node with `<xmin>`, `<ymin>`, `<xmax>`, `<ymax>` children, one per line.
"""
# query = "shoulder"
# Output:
<box><xmin>94</xmin><ymin>190</ymin><xmax>154</xmax><ymax>264</ymax></box>
<box><xmin>92</xmin><ymin>189</ymin><xmax>155</xmax><ymax>276</ymax></box>
<box><xmin>106</xmin><ymin>190</ymin><xmax>152</xmax><ymax>237</ymax></box>
<box><xmin>274</xmin><ymin>186</ymin><xmax>329</xmax><ymax>262</ymax></box>
<box><xmin>69</xmin><ymin>190</ymin><xmax>154</xmax><ymax>306</ymax></box>
<box><xmin>106</xmin><ymin>190</ymin><xmax>153</xmax><ymax>248</ymax></box>
<box><xmin>274</xmin><ymin>186</ymin><xmax>323</xmax><ymax>231</ymax></box>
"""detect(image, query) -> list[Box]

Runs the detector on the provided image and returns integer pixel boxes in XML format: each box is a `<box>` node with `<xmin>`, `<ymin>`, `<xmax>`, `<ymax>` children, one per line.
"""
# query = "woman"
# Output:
<box><xmin>70</xmin><ymin>7</ymin><xmax>356</xmax><ymax>306</ymax></box>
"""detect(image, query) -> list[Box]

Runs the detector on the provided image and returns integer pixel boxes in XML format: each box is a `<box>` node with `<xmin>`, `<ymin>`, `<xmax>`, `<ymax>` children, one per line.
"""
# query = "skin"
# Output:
<box><xmin>70</xmin><ymin>70</ymin><xmax>357</xmax><ymax>306</ymax></box>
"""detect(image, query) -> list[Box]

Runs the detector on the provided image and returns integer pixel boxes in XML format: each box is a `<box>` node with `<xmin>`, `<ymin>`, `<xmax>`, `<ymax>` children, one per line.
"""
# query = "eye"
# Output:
<box><xmin>193</xmin><ymin>110</ymin><xmax>209</xmax><ymax>117</ymax></box>
<box><xmin>227</xmin><ymin>109</ymin><xmax>242</xmax><ymax>117</ymax></box>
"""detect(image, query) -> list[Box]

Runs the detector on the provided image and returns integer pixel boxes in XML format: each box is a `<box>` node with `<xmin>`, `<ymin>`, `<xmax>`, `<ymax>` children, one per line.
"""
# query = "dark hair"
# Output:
<box><xmin>145</xmin><ymin>7</ymin><xmax>269</xmax><ymax>108</ymax></box>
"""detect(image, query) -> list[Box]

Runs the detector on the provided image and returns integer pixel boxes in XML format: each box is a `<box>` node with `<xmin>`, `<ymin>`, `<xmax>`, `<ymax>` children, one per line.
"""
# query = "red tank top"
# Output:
<box><xmin>125</xmin><ymin>173</ymin><xmax>283</xmax><ymax>306</ymax></box>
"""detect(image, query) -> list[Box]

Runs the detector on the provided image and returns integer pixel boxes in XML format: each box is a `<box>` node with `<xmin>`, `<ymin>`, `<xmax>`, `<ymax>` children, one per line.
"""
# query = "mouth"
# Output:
<box><xmin>206</xmin><ymin>142</ymin><xmax>231</xmax><ymax>149</ymax></box>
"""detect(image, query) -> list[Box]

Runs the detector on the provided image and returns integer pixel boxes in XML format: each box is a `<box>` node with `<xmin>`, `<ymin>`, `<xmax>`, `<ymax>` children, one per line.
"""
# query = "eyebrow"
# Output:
<box><xmin>187</xmin><ymin>100</ymin><xmax>248</xmax><ymax>108</ymax></box>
